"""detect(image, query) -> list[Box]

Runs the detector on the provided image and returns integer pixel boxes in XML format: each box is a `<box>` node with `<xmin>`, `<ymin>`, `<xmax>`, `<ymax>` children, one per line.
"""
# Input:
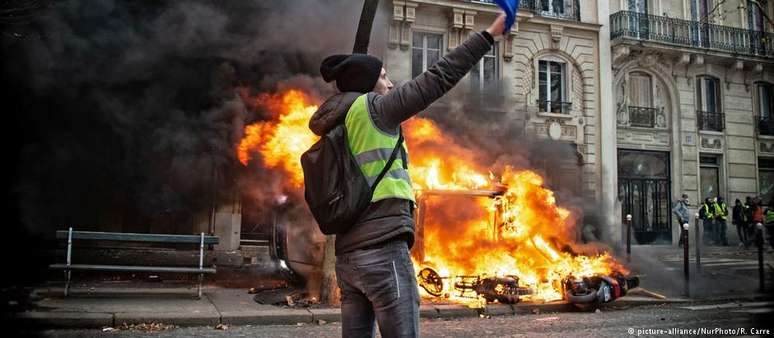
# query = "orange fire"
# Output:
<box><xmin>404</xmin><ymin>118</ymin><xmax>492</xmax><ymax>191</ymax></box>
<box><xmin>237</xmin><ymin>89</ymin><xmax>319</xmax><ymax>187</ymax></box>
<box><xmin>237</xmin><ymin>89</ymin><xmax>626</xmax><ymax>304</ymax></box>
<box><xmin>404</xmin><ymin>118</ymin><xmax>626</xmax><ymax>303</ymax></box>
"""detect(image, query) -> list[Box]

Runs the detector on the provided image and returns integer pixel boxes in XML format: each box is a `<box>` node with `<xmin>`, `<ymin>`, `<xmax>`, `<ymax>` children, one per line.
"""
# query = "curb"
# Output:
<box><xmin>12</xmin><ymin>297</ymin><xmax>682</xmax><ymax>329</ymax></box>
<box><xmin>114</xmin><ymin>311</ymin><xmax>220</xmax><ymax>327</ymax></box>
<box><xmin>220</xmin><ymin>309</ymin><xmax>313</xmax><ymax>326</ymax></box>
<box><xmin>14</xmin><ymin>311</ymin><xmax>114</xmax><ymax>328</ymax></box>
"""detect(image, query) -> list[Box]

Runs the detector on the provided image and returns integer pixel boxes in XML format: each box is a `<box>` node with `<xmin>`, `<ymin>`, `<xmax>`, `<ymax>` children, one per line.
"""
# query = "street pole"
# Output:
<box><xmin>683</xmin><ymin>222</ymin><xmax>690</xmax><ymax>297</ymax></box>
<box><xmin>694</xmin><ymin>213</ymin><xmax>701</xmax><ymax>273</ymax></box>
<box><xmin>757</xmin><ymin>223</ymin><xmax>765</xmax><ymax>293</ymax></box>
<box><xmin>626</xmin><ymin>214</ymin><xmax>632</xmax><ymax>262</ymax></box>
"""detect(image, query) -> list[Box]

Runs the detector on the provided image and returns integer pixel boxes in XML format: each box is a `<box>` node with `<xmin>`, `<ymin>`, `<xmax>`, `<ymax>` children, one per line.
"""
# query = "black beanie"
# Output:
<box><xmin>320</xmin><ymin>54</ymin><xmax>383</xmax><ymax>93</ymax></box>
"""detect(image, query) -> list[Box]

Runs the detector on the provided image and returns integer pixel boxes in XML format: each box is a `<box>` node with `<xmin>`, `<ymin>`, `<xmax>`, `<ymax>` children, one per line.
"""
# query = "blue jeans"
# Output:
<box><xmin>335</xmin><ymin>241</ymin><xmax>420</xmax><ymax>338</ymax></box>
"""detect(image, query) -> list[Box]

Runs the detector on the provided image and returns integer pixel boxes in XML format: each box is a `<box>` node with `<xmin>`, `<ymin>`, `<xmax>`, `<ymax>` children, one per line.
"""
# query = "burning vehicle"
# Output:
<box><xmin>237</xmin><ymin>88</ymin><xmax>634</xmax><ymax>309</ymax></box>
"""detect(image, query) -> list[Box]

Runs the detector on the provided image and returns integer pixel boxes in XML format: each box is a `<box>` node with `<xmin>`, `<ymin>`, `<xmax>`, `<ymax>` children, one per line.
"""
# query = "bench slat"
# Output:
<box><xmin>50</xmin><ymin>264</ymin><xmax>216</xmax><ymax>274</ymax></box>
<box><xmin>56</xmin><ymin>231</ymin><xmax>219</xmax><ymax>244</ymax></box>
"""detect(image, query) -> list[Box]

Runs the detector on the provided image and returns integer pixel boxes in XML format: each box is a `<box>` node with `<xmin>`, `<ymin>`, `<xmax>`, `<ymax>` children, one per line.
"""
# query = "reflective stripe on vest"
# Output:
<box><xmin>714</xmin><ymin>203</ymin><xmax>727</xmax><ymax>220</ymax></box>
<box><xmin>702</xmin><ymin>204</ymin><xmax>714</xmax><ymax>218</ymax></box>
<box><xmin>345</xmin><ymin>94</ymin><xmax>416</xmax><ymax>203</ymax></box>
<box><xmin>766</xmin><ymin>210</ymin><xmax>774</xmax><ymax>224</ymax></box>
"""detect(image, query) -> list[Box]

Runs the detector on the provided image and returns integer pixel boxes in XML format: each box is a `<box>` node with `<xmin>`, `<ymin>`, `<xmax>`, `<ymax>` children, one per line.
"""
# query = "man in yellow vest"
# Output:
<box><xmin>309</xmin><ymin>13</ymin><xmax>506</xmax><ymax>338</ymax></box>
<box><xmin>699</xmin><ymin>197</ymin><xmax>715</xmax><ymax>245</ymax></box>
<box><xmin>713</xmin><ymin>196</ymin><xmax>729</xmax><ymax>246</ymax></box>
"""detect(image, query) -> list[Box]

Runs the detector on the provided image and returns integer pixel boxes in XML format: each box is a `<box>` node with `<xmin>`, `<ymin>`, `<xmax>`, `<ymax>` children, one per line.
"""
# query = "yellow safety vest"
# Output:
<box><xmin>345</xmin><ymin>94</ymin><xmax>415</xmax><ymax>203</ymax></box>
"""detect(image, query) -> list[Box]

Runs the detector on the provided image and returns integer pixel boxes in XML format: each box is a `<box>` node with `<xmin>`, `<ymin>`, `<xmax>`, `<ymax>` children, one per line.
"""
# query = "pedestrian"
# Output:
<box><xmin>714</xmin><ymin>196</ymin><xmax>729</xmax><ymax>246</ymax></box>
<box><xmin>733</xmin><ymin>199</ymin><xmax>749</xmax><ymax>248</ymax></box>
<box><xmin>751</xmin><ymin>198</ymin><xmax>764</xmax><ymax>244</ymax></box>
<box><xmin>764</xmin><ymin>199</ymin><xmax>774</xmax><ymax>250</ymax></box>
<box><xmin>672</xmin><ymin>194</ymin><xmax>691</xmax><ymax>247</ymax></box>
<box><xmin>309</xmin><ymin>13</ymin><xmax>506</xmax><ymax>338</ymax></box>
<box><xmin>699</xmin><ymin>197</ymin><xmax>715</xmax><ymax>245</ymax></box>
<box><xmin>745</xmin><ymin>196</ymin><xmax>756</xmax><ymax>244</ymax></box>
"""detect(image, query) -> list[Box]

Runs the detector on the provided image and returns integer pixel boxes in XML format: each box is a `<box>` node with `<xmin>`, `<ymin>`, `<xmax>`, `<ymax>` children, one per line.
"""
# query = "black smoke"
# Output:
<box><xmin>3</xmin><ymin>0</ymin><xmax>370</xmax><ymax>236</ymax></box>
<box><xmin>1</xmin><ymin>0</ymin><xmax>373</xmax><ymax>292</ymax></box>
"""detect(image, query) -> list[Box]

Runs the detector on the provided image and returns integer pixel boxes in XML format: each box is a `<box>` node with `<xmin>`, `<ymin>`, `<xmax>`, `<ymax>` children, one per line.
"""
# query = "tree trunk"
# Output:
<box><xmin>319</xmin><ymin>234</ymin><xmax>340</xmax><ymax>306</ymax></box>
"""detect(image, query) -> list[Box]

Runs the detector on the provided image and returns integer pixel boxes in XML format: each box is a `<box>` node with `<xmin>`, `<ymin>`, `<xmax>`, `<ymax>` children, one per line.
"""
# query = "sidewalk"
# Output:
<box><xmin>624</xmin><ymin>244</ymin><xmax>774</xmax><ymax>299</ymax></box>
<box><xmin>8</xmin><ymin>244</ymin><xmax>772</xmax><ymax>329</ymax></box>
<box><xmin>9</xmin><ymin>283</ymin><xmax>693</xmax><ymax>329</ymax></box>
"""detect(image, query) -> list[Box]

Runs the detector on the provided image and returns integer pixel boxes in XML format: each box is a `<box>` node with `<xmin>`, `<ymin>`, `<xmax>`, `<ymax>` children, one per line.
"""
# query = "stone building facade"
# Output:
<box><xmin>381</xmin><ymin>0</ymin><xmax>613</xmax><ymax>239</ymax></box>
<box><xmin>609</xmin><ymin>0</ymin><xmax>774</xmax><ymax>245</ymax></box>
<box><xmin>380</xmin><ymin>0</ymin><xmax>774</xmax><ymax>246</ymax></box>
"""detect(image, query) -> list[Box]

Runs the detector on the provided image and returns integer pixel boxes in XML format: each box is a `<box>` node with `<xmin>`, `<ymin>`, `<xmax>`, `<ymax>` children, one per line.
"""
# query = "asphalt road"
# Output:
<box><xmin>28</xmin><ymin>300</ymin><xmax>774</xmax><ymax>338</ymax></box>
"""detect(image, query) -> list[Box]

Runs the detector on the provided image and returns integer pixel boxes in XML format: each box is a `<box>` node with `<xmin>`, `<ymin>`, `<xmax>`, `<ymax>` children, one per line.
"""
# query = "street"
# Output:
<box><xmin>30</xmin><ymin>301</ymin><xmax>773</xmax><ymax>337</ymax></box>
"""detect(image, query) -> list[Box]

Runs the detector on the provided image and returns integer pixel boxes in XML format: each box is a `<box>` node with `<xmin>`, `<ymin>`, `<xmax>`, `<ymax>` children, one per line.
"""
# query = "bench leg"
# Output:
<box><xmin>64</xmin><ymin>270</ymin><xmax>71</xmax><ymax>297</ymax></box>
<box><xmin>197</xmin><ymin>273</ymin><xmax>203</xmax><ymax>299</ymax></box>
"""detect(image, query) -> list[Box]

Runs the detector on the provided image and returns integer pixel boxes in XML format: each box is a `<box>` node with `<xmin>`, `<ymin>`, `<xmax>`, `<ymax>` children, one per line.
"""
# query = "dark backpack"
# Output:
<box><xmin>301</xmin><ymin>123</ymin><xmax>404</xmax><ymax>235</ymax></box>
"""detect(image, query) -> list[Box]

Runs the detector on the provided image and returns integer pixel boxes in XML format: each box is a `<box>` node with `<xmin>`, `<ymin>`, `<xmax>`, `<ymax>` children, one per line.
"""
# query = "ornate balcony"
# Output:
<box><xmin>537</xmin><ymin>99</ymin><xmax>572</xmax><ymax>114</ymax></box>
<box><xmin>697</xmin><ymin>111</ymin><xmax>725</xmax><ymax>132</ymax></box>
<box><xmin>628</xmin><ymin>106</ymin><xmax>656</xmax><ymax>128</ymax></box>
<box><xmin>470</xmin><ymin>0</ymin><xmax>580</xmax><ymax>21</ymax></box>
<box><xmin>610</xmin><ymin>11</ymin><xmax>774</xmax><ymax>58</ymax></box>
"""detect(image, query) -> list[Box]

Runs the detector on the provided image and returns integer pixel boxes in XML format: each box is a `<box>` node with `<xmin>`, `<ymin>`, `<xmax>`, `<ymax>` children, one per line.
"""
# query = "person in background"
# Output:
<box><xmin>672</xmin><ymin>194</ymin><xmax>691</xmax><ymax>247</ymax></box>
<box><xmin>699</xmin><ymin>197</ymin><xmax>715</xmax><ymax>245</ymax></box>
<box><xmin>751</xmin><ymin>197</ymin><xmax>764</xmax><ymax>239</ymax></box>
<box><xmin>745</xmin><ymin>196</ymin><xmax>756</xmax><ymax>244</ymax></box>
<box><xmin>764</xmin><ymin>199</ymin><xmax>774</xmax><ymax>250</ymax></box>
<box><xmin>732</xmin><ymin>199</ymin><xmax>749</xmax><ymax>249</ymax></box>
<box><xmin>714</xmin><ymin>196</ymin><xmax>729</xmax><ymax>246</ymax></box>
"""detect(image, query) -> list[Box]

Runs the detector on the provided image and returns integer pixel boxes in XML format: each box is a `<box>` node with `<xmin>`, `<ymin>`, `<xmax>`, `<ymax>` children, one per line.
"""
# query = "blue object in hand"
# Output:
<box><xmin>493</xmin><ymin>0</ymin><xmax>519</xmax><ymax>34</ymax></box>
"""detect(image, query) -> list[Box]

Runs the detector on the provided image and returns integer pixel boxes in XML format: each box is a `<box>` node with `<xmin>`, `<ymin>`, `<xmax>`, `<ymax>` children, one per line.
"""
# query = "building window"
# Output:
<box><xmin>748</xmin><ymin>0</ymin><xmax>768</xmax><ymax>31</ymax></box>
<box><xmin>699</xmin><ymin>155</ymin><xmax>721</xmax><ymax>201</ymax></box>
<box><xmin>538</xmin><ymin>60</ymin><xmax>569</xmax><ymax>114</ymax></box>
<box><xmin>756</xmin><ymin>82</ymin><xmax>774</xmax><ymax>135</ymax></box>
<box><xmin>471</xmin><ymin>43</ymin><xmax>498</xmax><ymax>91</ymax></box>
<box><xmin>628</xmin><ymin>0</ymin><xmax>649</xmax><ymax>13</ymax></box>
<box><xmin>696</xmin><ymin>76</ymin><xmax>724</xmax><ymax>131</ymax></box>
<box><xmin>628</xmin><ymin>72</ymin><xmax>657</xmax><ymax>128</ymax></box>
<box><xmin>411</xmin><ymin>32</ymin><xmax>442</xmax><ymax>79</ymax></box>
<box><xmin>760</xmin><ymin>158</ymin><xmax>774</xmax><ymax>205</ymax></box>
<box><xmin>540</xmin><ymin>0</ymin><xmax>565</xmax><ymax>15</ymax></box>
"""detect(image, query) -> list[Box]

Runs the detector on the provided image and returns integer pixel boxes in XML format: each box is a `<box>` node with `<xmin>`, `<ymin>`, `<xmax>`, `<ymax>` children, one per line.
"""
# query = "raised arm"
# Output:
<box><xmin>371</xmin><ymin>14</ymin><xmax>506</xmax><ymax>131</ymax></box>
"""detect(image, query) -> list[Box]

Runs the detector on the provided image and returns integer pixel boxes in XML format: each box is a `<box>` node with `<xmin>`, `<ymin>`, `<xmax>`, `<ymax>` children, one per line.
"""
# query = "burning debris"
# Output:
<box><xmin>417</xmin><ymin>267</ymin><xmax>527</xmax><ymax>304</ymax></box>
<box><xmin>562</xmin><ymin>273</ymin><xmax>640</xmax><ymax>310</ymax></box>
<box><xmin>236</xmin><ymin>88</ymin><xmax>633</xmax><ymax>308</ymax></box>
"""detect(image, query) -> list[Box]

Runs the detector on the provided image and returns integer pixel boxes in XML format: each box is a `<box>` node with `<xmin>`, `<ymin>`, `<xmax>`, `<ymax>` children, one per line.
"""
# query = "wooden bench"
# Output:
<box><xmin>50</xmin><ymin>228</ymin><xmax>219</xmax><ymax>298</ymax></box>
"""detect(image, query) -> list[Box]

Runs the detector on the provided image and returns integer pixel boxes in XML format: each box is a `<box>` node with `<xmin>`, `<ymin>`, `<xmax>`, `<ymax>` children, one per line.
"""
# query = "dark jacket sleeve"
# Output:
<box><xmin>369</xmin><ymin>32</ymin><xmax>493</xmax><ymax>132</ymax></box>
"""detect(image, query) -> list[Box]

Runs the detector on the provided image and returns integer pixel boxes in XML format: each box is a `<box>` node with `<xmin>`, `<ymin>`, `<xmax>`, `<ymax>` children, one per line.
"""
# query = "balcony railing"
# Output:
<box><xmin>610</xmin><ymin>11</ymin><xmax>774</xmax><ymax>58</ymax></box>
<box><xmin>758</xmin><ymin>116</ymin><xmax>774</xmax><ymax>136</ymax></box>
<box><xmin>538</xmin><ymin>100</ymin><xmax>572</xmax><ymax>114</ymax></box>
<box><xmin>471</xmin><ymin>0</ymin><xmax>580</xmax><ymax>21</ymax></box>
<box><xmin>698</xmin><ymin>111</ymin><xmax>725</xmax><ymax>131</ymax></box>
<box><xmin>628</xmin><ymin>106</ymin><xmax>656</xmax><ymax>128</ymax></box>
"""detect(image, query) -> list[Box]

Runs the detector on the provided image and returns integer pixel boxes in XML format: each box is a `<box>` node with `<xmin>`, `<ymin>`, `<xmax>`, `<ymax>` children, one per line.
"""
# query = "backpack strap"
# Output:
<box><xmin>369</xmin><ymin>128</ymin><xmax>404</xmax><ymax>194</ymax></box>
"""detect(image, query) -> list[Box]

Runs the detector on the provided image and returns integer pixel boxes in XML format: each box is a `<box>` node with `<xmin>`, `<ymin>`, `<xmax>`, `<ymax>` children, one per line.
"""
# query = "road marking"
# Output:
<box><xmin>680</xmin><ymin>301</ymin><xmax>774</xmax><ymax>311</ymax></box>
<box><xmin>662</xmin><ymin>258</ymin><xmax>747</xmax><ymax>263</ymax></box>
<box><xmin>732</xmin><ymin>308</ymin><xmax>774</xmax><ymax>314</ymax></box>
<box><xmin>701</xmin><ymin>261</ymin><xmax>758</xmax><ymax>267</ymax></box>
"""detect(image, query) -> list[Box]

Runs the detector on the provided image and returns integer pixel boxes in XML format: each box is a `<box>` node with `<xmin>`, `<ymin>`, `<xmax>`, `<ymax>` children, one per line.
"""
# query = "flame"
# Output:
<box><xmin>404</xmin><ymin>118</ymin><xmax>492</xmax><ymax>191</ymax></box>
<box><xmin>414</xmin><ymin>169</ymin><xmax>625</xmax><ymax>302</ymax></box>
<box><xmin>404</xmin><ymin>117</ymin><xmax>625</xmax><ymax>303</ymax></box>
<box><xmin>237</xmin><ymin>89</ymin><xmax>319</xmax><ymax>187</ymax></box>
<box><xmin>236</xmin><ymin>89</ymin><xmax>627</xmax><ymax>304</ymax></box>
